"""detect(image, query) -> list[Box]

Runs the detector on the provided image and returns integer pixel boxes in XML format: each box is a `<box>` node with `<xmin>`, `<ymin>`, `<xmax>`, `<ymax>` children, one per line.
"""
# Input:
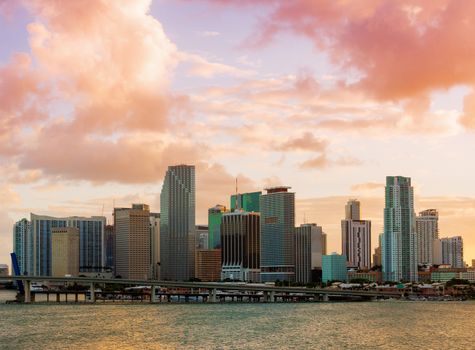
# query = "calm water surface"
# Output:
<box><xmin>0</xmin><ymin>290</ymin><xmax>474</xmax><ymax>349</ymax></box>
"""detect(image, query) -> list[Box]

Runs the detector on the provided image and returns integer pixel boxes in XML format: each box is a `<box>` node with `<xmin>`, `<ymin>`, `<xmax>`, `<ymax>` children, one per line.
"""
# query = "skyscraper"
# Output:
<box><xmin>415</xmin><ymin>209</ymin><xmax>439</xmax><ymax>265</ymax></box>
<box><xmin>230</xmin><ymin>191</ymin><xmax>261</xmax><ymax>212</ymax></box>
<box><xmin>221</xmin><ymin>211</ymin><xmax>260</xmax><ymax>282</ymax></box>
<box><xmin>208</xmin><ymin>204</ymin><xmax>226</xmax><ymax>249</ymax></box>
<box><xmin>51</xmin><ymin>227</ymin><xmax>79</xmax><ymax>277</ymax></box>
<box><xmin>322</xmin><ymin>253</ymin><xmax>348</xmax><ymax>283</ymax></box>
<box><xmin>13</xmin><ymin>218</ymin><xmax>30</xmax><ymax>275</ymax></box>
<box><xmin>294</xmin><ymin>223</ymin><xmax>325</xmax><ymax>284</ymax></box>
<box><xmin>345</xmin><ymin>199</ymin><xmax>361</xmax><ymax>220</ymax></box>
<box><xmin>341</xmin><ymin>199</ymin><xmax>371</xmax><ymax>270</ymax></box>
<box><xmin>114</xmin><ymin>204</ymin><xmax>151</xmax><ymax>279</ymax></box>
<box><xmin>195</xmin><ymin>249</ymin><xmax>221</xmax><ymax>282</ymax></box>
<box><xmin>160</xmin><ymin>165</ymin><xmax>196</xmax><ymax>281</ymax></box>
<box><xmin>381</xmin><ymin>176</ymin><xmax>418</xmax><ymax>282</ymax></box>
<box><xmin>260</xmin><ymin>186</ymin><xmax>295</xmax><ymax>282</ymax></box>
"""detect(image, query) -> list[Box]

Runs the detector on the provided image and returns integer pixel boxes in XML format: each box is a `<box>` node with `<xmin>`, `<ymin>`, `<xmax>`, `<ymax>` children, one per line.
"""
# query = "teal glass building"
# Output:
<box><xmin>260</xmin><ymin>187</ymin><xmax>295</xmax><ymax>282</ymax></box>
<box><xmin>322</xmin><ymin>254</ymin><xmax>347</xmax><ymax>283</ymax></box>
<box><xmin>381</xmin><ymin>176</ymin><xmax>418</xmax><ymax>282</ymax></box>
<box><xmin>208</xmin><ymin>204</ymin><xmax>226</xmax><ymax>249</ymax></box>
<box><xmin>230</xmin><ymin>191</ymin><xmax>261</xmax><ymax>212</ymax></box>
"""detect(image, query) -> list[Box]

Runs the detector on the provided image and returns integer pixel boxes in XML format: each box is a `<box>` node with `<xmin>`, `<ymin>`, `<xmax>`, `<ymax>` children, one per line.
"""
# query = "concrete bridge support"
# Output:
<box><xmin>151</xmin><ymin>286</ymin><xmax>157</xmax><ymax>303</ymax></box>
<box><xmin>208</xmin><ymin>289</ymin><xmax>217</xmax><ymax>303</ymax></box>
<box><xmin>24</xmin><ymin>280</ymin><xmax>31</xmax><ymax>303</ymax></box>
<box><xmin>322</xmin><ymin>294</ymin><xmax>329</xmax><ymax>302</ymax></box>
<box><xmin>89</xmin><ymin>283</ymin><xmax>95</xmax><ymax>303</ymax></box>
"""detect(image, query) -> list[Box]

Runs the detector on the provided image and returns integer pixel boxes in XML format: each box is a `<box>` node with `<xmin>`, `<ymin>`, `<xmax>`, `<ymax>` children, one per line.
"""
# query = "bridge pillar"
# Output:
<box><xmin>89</xmin><ymin>283</ymin><xmax>95</xmax><ymax>303</ymax></box>
<box><xmin>208</xmin><ymin>289</ymin><xmax>217</xmax><ymax>303</ymax></box>
<box><xmin>269</xmin><ymin>291</ymin><xmax>275</xmax><ymax>303</ymax></box>
<box><xmin>322</xmin><ymin>294</ymin><xmax>329</xmax><ymax>302</ymax></box>
<box><xmin>24</xmin><ymin>280</ymin><xmax>31</xmax><ymax>303</ymax></box>
<box><xmin>151</xmin><ymin>286</ymin><xmax>157</xmax><ymax>303</ymax></box>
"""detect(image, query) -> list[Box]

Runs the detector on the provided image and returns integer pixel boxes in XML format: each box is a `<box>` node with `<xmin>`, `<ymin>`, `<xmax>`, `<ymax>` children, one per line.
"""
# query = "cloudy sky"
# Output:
<box><xmin>1</xmin><ymin>0</ymin><xmax>475</xmax><ymax>267</ymax></box>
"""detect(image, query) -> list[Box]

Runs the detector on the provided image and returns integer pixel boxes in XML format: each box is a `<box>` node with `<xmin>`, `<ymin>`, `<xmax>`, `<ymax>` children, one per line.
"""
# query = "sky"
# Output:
<box><xmin>1</xmin><ymin>0</ymin><xmax>475</xmax><ymax>267</ymax></box>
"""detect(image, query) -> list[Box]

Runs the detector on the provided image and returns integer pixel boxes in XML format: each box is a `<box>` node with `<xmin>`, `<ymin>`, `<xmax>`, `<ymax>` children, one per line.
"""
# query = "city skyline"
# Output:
<box><xmin>1</xmin><ymin>1</ymin><xmax>475</xmax><ymax>267</ymax></box>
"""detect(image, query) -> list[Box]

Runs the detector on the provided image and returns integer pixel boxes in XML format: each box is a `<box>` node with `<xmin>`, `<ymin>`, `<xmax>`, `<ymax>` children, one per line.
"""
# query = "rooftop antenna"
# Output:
<box><xmin>235</xmin><ymin>177</ymin><xmax>239</xmax><ymax>211</ymax></box>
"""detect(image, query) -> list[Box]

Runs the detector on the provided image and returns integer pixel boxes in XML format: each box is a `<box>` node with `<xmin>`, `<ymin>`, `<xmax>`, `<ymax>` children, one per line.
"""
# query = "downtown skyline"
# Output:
<box><xmin>1</xmin><ymin>0</ymin><xmax>475</xmax><ymax>266</ymax></box>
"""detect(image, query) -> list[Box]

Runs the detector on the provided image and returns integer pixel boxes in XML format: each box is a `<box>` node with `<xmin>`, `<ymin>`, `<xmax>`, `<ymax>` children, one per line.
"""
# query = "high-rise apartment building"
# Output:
<box><xmin>221</xmin><ymin>211</ymin><xmax>260</xmax><ymax>282</ymax></box>
<box><xmin>294</xmin><ymin>223</ymin><xmax>325</xmax><ymax>284</ymax></box>
<box><xmin>160</xmin><ymin>165</ymin><xmax>196</xmax><ymax>281</ymax></box>
<box><xmin>208</xmin><ymin>205</ymin><xmax>226</xmax><ymax>249</ymax></box>
<box><xmin>434</xmin><ymin>236</ymin><xmax>464</xmax><ymax>268</ymax></box>
<box><xmin>51</xmin><ymin>227</ymin><xmax>79</xmax><ymax>277</ymax></box>
<box><xmin>260</xmin><ymin>187</ymin><xmax>295</xmax><ymax>282</ymax></box>
<box><xmin>13</xmin><ymin>218</ymin><xmax>30</xmax><ymax>275</ymax></box>
<box><xmin>230</xmin><ymin>192</ymin><xmax>261</xmax><ymax>212</ymax></box>
<box><xmin>114</xmin><ymin>204</ymin><xmax>151</xmax><ymax>279</ymax></box>
<box><xmin>195</xmin><ymin>249</ymin><xmax>221</xmax><ymax>281</ymax></box>
<box><xmin>30</xmin><ymin>214</ymin><xmax>106</xmax><ymax>276</ymax></box>
<box><xmin>381</xmin><ymin>176</ymin><xmax>418</xmax><ymax>282</ymax></box>
<box><xmin>150</xmin><ymin>213</ymin><xmax>160</xmax><ymax>280</ymax></box>
<box><xmin>415</xmin><ymin>209</ymin><xmax>439</xmax><ymax>265</ymax></box>
<box><xmin>341</xmin><ymin>199</ymin><xmax>371</xmax><ymax>270</ymax></box>
<box><xmin>345</xmin><ymin>199</ymin><xmax>361</xmax><ymax>220</ymax></box>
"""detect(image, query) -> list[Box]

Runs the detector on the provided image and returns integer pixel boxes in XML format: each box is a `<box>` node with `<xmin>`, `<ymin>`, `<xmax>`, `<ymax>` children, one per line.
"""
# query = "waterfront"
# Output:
<box><xmin>0</xmin><ymin>291</ymin><xmax>474</xmax><ymax>349</ymax></box>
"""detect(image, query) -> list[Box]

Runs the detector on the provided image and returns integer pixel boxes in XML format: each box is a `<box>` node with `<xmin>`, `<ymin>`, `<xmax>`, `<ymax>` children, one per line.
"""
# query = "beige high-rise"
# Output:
<box><xmin>114</xmin><ymin>204</ymin><xmax>151</xmax><ymax>280</ymax></box>
<box><xmin>52</xmin><ymin>227</ymin><xmax>79</xmax><ymax>277</ymax></box>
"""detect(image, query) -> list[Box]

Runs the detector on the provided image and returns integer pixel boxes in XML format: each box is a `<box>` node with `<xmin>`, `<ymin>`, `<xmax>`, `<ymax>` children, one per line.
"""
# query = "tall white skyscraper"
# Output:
<box><xmin>13</xmin><ymin>218</ymin><xmax>31</xmax><ymax>275</ymax></box>
<box><xmin>160</xmin><ymin>165</ymin><xmax>196</xmax><ymax>281</ymax></box>
<box><xmin>381</xmin><ymin>176</ymin><xmax>418</xmax><ymax>282</ymax></box>
<box><xmin>341</xmin><ymin>199</ymin><xmax>371</xmax><ymax>270</ymax></box>
<box><xmin>415</xmin><ymin>209</ymin><xmax>439</xmax><ymax>265</ymax></box>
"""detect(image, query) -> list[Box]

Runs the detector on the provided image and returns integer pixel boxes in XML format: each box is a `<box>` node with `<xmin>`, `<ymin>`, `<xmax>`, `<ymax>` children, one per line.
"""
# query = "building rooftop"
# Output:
<box><xmin>264</xmin><ymin>186</ymin><xmax>291</xmax><ymax>194</ymax></box>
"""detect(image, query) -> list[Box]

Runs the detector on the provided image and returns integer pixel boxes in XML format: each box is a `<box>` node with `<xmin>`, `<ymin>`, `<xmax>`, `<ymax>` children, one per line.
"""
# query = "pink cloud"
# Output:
<box><xmin>206</xmin><ymin>0</ymin><xmax>475</xmax><ymax>128</ymax></box>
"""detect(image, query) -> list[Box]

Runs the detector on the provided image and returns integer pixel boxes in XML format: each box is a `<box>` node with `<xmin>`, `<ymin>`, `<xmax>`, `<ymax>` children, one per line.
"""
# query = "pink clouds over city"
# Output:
<box><xmin>1</xmin><ymin>0</ymin><xmax>474</xmax><ymax>265</ymax></box>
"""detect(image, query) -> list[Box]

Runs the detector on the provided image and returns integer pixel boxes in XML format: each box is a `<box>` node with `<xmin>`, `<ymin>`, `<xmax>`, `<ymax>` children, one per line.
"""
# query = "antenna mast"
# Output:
<box><xmin>235</xmin><ymin>177</ymin><xmax>239</xmax><ymax>211</ymax></box>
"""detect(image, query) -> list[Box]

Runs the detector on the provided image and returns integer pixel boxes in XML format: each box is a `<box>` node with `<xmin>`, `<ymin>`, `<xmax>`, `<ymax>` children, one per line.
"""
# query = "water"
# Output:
<box><xmin>1</xmin><ymin>290</ymin><xmax>474</xmax><ymax>349</ymax></box>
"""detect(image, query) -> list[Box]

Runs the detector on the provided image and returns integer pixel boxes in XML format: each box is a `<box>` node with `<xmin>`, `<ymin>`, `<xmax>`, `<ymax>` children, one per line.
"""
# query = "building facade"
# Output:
<box><xmin>341</xmin><ymin>199</ymin><xmax>371</xmax><ymax>270</ymax></box>
<box><xmin>221</xmin><ymin>211</ymin><xmax>260</xmax><ymax>282</ymax></box>
<box><xmin>294</xmin><ymin>223</ymin><xmax>325</xmax><ymax>284</ymax></box>
<box><xmin>196</xmin><ymin>225</ymin><xmax>208</xmax><ymax>250</ymax></box>
<box><xmin>29</xmin><ymin>214</ymin><xmax>106</xmax><ymax>276</ymax></box>
<box><xmin>230</xmin><ymin>191</ymin><xmax>261</xmax><ymax>212</ymax></box>
<box><xmin>51</xmin><ymin>227</ymin><xmax>79</xmax><ymax>277</ymax></box>
<box><xmin>13</xmin><ymin>218</ymin><xmax>30</xmax><ymax>275</ymax></box>
<box><xmin>150</xmin><ymin>213</ymin><xmax>160</xmax><ymax>280</ymax></box>
<box><xmin>260</xmin><ymin>187</ymin><xmax>295</xmax><ymax>282</ymax></box>
<box><xmin>114</xmin><ymin>204</ymin><xmax>151</xmax><ymax>279</ymax></box>
<box><xmin>434</xmin><ymin>236</ymin><xmax>464</xmax><ymax>268</ymax></box>
<box><xmin>195</xmin><ymin>249</ymin><xmax>221</xmax><ymax>281</ymax></box>
<box><xmin>415</xmin><ymin>209</ymin><xmax>439</xmax><ymax>265</ymax></box>
<box><xmin>160</xmin><ymin>165</ymin><xmax>196</xmax><ymax>281</ymax></box>
<box><xmin>208</xmin><ymin>205</ymin><xmax>226</xmax><ymax>249</ymax></box>
<box><xmin>322</xmin><ymin>254</ymin><xmax>347</xmax><ymax>283</ymax></box>
<box><xmin>381</xmin><ymin>176</ymin><xmax>418</xmax><ymax>282</ymax></box>
<box><xmin>345</xmin><ymin>199</ymin><xmax>361</xmax><ymax>220</ymax></box>
<box><xmin>104</xmin><ymin>225</ymin><xmax>115</xmax><ymax>271</ymax></box>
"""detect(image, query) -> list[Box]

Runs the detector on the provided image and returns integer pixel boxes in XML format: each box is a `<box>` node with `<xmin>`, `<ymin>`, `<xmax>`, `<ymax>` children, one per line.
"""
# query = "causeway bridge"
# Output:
<box><xmin>5</xmin><ymin>276</ymin><xmax>403</xmax><ymax>303</ymax></box>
